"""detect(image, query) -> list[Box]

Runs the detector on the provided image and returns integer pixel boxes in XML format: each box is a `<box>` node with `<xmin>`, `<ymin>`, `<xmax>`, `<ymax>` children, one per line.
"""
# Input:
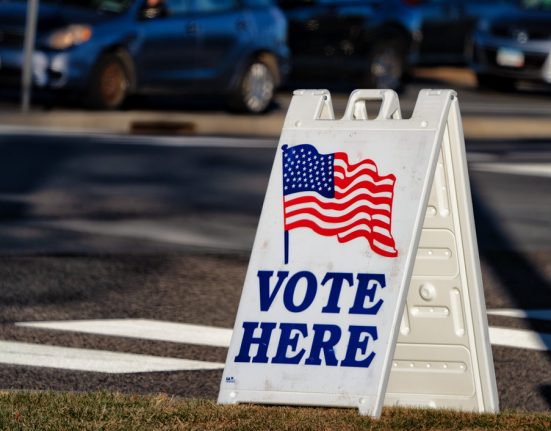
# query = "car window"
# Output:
<box><xmin>191</xmin><ymin>0</ymin><xmax>239</xmax><ymax>13</ymax></box>
<box><xmin>31</xmin><ymin>0</ymin><xmax>132</xmax><ymax>13</ymax></box>
<box><xmin>167</xmin><ymin>0</ymin><xmax>191</xmax><ymax>14</ymax></box>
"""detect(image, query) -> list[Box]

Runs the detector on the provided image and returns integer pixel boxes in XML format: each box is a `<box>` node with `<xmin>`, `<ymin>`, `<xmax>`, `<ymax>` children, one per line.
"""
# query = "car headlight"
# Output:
<box><xmin>47</xmin><ymin>25</ymin><xmax>93</xmax><ymax>50</ymax></box>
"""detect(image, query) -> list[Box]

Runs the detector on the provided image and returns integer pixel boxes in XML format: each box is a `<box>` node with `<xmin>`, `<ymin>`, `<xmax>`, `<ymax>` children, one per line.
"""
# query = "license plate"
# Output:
<box><xmin>496</xmin><ymin>47</ymin><xmax>524</xmax><ymax>68</ymax></box>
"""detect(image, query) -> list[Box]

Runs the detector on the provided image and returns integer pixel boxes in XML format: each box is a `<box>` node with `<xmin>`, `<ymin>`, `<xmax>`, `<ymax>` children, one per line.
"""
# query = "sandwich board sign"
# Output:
<box><xmin>218</xmin><ymin>89</ymin><xmax>499</xmax><ymax>417</ymax></box>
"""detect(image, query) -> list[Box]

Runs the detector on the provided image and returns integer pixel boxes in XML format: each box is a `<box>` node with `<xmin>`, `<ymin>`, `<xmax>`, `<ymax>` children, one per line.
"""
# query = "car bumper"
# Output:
<box><xmin>0</xmin><ymin>46</ymin><xmax>94</xmax><ymax>90</ymax></box>
<box><xmin>471</xmin><ymin>34</ymin><xmax>551</xmax><ymax>83</ymax></box>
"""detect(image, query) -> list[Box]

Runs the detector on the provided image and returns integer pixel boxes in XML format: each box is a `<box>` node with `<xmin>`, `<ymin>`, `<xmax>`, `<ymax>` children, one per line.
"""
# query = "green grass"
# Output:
<box><xmin>0</xmin><ymin>391</ymin><xmax>549</xmax><ymax>431</ymax></box>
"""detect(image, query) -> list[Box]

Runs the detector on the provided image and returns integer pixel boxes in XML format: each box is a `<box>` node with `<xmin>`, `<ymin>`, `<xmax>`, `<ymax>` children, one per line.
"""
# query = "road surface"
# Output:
<box><xmin>0</xmin><ymin>129</ymin><xmax>549</xmax><ymax>412</ymax></box>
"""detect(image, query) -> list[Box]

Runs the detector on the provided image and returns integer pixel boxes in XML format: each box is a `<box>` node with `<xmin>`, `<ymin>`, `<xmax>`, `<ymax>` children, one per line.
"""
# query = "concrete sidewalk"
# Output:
<box><xmin>2</xmin><ymin>66</ymin><xmax>551</xmax><ymax>140</ymax></box>
<box><xmin>2</xmin><ymin>107</ymin><xmax>551</xmax><ymax>140</ymax></box>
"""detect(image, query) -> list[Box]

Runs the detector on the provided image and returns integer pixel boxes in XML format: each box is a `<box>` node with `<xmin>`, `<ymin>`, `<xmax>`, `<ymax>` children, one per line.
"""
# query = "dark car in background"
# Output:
<box><xmin>0</xmin><ymin>0</ymin><xmax>289</xmax><ymax>112</ymax></box>
<box><xmin>277</xmin><ymin>0</ymin><xmax>517</xmax><ymax>90</ymax></box>
<box><xmin>472</xmin><ymin>0</ymin><xmax>551</xmax><ymax>90</ymax></box>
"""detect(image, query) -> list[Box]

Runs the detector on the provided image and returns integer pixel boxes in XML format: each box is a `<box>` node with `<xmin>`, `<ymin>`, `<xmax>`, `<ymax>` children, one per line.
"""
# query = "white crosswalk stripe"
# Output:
<box><xmin>17</xmin><ymin>319</ymin><xmax>233</xmax><ymax>348</ymax></box>
<box><xmin>0</xmin><ymin>340</ymin><xmax>224</xmax><ymax>373</ymax></box>
<box><xmin>4</xmin><ymin>309</ymin><xmax>549</xmax><ymax>373</ymax></box>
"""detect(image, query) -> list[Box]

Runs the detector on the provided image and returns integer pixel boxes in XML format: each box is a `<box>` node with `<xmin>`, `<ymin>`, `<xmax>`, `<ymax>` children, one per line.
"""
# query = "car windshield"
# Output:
<box><xmin>518</xmin><ymin>0</ymin><xmax>551</xmax><ymax>11</ymax></box>
<box><xmin>3</xmin><ymin>0</ymin><xmax>133</xmax><ymax>14</ymax></box>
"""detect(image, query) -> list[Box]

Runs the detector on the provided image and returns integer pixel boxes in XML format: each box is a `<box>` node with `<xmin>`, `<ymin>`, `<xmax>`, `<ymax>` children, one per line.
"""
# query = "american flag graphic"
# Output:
<box><xmin>282</xmin><ymin>144</ymin><xmax>398</xmax><ymax>258</ymax></box>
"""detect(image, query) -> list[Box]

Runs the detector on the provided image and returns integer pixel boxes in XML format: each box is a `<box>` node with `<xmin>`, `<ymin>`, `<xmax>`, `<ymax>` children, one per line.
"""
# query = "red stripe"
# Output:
<box><xmin>334</xmin><ymin>181</ymin><xmax>394</xmax><ymax>199</ymax></box>
<box><xmin>285</xmin><ymin>219</ymin><xmax>397</xmax><ymax>256</ymax></box>
<box><xmin>337</xmin><ymin>230</ymin><xmax>398</xmax><ymax>257</ymax></box>
<box><xmin>334</xmin><ymin>165</ymin><xmax>396</xmax><ymax>188</ymax></box>
<box><xmin>285</xmin><ymin>194</ymin><xmax>392</xmax><ymax>212</ymax></box>
<box><xmin>285</xmin><ymin>205</ymin><xmax>393</xmax><ymax>227</ymax></box>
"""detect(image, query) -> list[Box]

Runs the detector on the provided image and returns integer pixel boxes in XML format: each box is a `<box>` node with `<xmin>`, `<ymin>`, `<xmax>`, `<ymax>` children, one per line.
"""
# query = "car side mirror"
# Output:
<box><xmin>140</xmin><ymin>1</ymin><xmax>168</xmax><ymax>19</ymax></box>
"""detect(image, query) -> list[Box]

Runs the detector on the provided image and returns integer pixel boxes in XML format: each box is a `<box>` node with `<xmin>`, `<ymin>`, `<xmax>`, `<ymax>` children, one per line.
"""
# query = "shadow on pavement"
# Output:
<box><xmin>469</xmin><ymin>163</ymin><xmax>551</xmax><ymax>410</ymax></box>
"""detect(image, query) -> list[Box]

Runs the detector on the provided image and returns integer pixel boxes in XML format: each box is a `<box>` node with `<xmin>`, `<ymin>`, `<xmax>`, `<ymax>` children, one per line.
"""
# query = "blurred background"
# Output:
<box><xmin>0</xmin><ymin>0</ymin><xmax>550</xmax><ymax>413</ymax></box>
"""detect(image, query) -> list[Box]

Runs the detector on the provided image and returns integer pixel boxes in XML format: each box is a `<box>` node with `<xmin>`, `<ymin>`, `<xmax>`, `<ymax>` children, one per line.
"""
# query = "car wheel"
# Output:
<box><xmin>231</xmin><ymin>59</ymin><xmax>275</xmax><ymax>114</ymax></box>
<box><xmin>365</xmin><ymin>40</ymin><xmax>406</xmax><ymax>90</ymax></box>
<box><xmin>476</xmin><ymin>73</ymin><xmax>516</xmax><ymax>92</ymax></box>
<box><xmin>87</xmin><ymin>53</ymin><xmax>129</xmax><ymax>110</ymax></box>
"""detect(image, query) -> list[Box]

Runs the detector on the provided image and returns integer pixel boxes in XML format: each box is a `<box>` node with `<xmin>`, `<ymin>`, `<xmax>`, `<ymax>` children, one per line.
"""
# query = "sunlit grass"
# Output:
<box><xmin>0</xmin><ymin>391</ymin><xmax>549</xmax><ymax>430</ymax></box>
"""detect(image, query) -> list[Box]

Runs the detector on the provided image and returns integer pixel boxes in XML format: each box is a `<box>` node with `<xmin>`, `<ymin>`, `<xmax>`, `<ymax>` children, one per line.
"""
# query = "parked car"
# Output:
<box><xmin>471</xmin><ymin>0</ymin><xmax>551</xmax><ymax>90</ymax></box>
<box><xmin>277</xmin><ymin>0</ymin><xmax>517</xmax><ymax>90</ymax></box>
<box><xmin>0</xmin><ymin>0</ymin><xmax>290</xmax><ymax>112</ymax></box>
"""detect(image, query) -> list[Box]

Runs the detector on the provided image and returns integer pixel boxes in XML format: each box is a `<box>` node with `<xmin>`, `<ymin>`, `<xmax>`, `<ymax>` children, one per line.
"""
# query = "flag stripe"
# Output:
<box><xmin>286</xmin><ymin>199</ymin><xmax>392</xmax><ymax>219</ymax></box>
<box><xmin>285</xmin><ymin>213</ymin><xmax>394</xmax><ymax>240</ymax></box>
<box><xmin>334</xmin><ymin>166</ymin><xmax>396</xmax><ymax>188</ymax></box>
<box><xmin>285</xmin><ymin>205</ymin><xmax>395</xmax><ymax>229</ymax></box>
<box><xmin>285</xmin><ymin>192</ymin><xmax>393</xmax><ymax>212</ymax></box>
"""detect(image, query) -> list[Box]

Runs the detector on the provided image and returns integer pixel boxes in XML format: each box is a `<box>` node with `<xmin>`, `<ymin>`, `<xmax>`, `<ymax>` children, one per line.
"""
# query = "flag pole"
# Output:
<box><xmin>282</xmin><ymin>144</ymin><xmax>289</xmax><ymax>265</ymax></box>
<box><xmin>284</xmin><ymin>230</ymin><xmax>289</xmax><ymax>264</ymax></box>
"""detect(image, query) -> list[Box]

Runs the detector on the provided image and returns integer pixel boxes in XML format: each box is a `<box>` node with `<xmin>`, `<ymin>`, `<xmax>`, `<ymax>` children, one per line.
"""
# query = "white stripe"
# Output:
<box><xmin>286</xmin><ymin>212</ymin><xmax>378</xmax><ymax>231</ymax></box>
<box><xmin>0</xmin><ymin>341</ymin><xmax>224</xmax><ymax>373</ymax></box>
<box><xmin>337</xmin><ymin>224</ymin><xmax>393</xmax><ymax>243</ymax></box>
<box><xmin>488</xmin><ymin>327</ymin><xmax>551</xmax><ymax>351</ymax></box>
<box><xmin>17</xmin><ymin>319</ymin><xmax>232</xmax><ymax>348</ymax></box>
<box><xmin>334</xmin><ymin>171</ymin><xmax>394</xmax><ymax>188</ymax></box>
<box><xmin>334</xmin><ymin>175</ymin><xmax>395</xmax><ymax>195</ymax></box>
<box><xmin>334</xmin><ymin>158</ymin><xmax>376</xmax><ymax>175</ymax></box>
<box><xmin>285</xmin><ymin>189</ymin><xmax>391</xmax><ymax>211</ymax></box>
<box><xmin>372</xmin><ymin>238</ymin><xmax>398</xmax><ymax>254</ymax></box>
<box><xmin>286</xmin><ymin>198</ymin><xmax>390</xmax><ymax>218</ymax></box>
<box><xmin>372</xmin><ymin>213</ymin><xmax>391</xmax><ymax>224</ymax></box>
<box><xmin>487</xmin><ymin>309</ymin><xmax>551</xmax><ymax>321</ymax></box>
<box><xmin>471</xmin><ymin>162</ymin><xmax>551</xmax><ymax>178</ymax></box>
<box><xmin>373</xmin><ymin>225</ymin><xmax>392</xmax><ymax>237</ymax></box>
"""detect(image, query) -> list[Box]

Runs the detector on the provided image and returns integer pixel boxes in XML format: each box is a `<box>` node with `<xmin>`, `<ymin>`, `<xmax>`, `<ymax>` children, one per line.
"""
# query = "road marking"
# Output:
<box><xmin>488</xmin><ymin>327</ymin><xmax>551</xmax><ymax>351</ymax></box>
<box><xmin>17</xmin><ymin>319</ymin><xmax>233</xmax><ymax>348</ymax></box>
<box><xmin>0</xmin><ymin>341</ymin><xmax>224</xmax><ymax>373</ymax></box>
<box><xmin>19</xmin><ymin>318</ymin><xmax>551</xmax><ymax>353</ymax></box>
<box><xmin>470</xmin><ymin>162</ymin><xmax>551</xmax><ymax>178</ymax></box>
<box><xmin>487</xmin><ymin>308</ymin><xmax>551</xmax><ymax>321</ymax></box>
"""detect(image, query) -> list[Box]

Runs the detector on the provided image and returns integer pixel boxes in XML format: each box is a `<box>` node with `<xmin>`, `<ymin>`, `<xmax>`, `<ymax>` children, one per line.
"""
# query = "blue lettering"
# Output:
<box><xmin>234</xmin><ymin>321</ymin><xmax>276</xmax><ymax>363</ymax></box>
<box><xmin>321</xmin><ymin>272</ymin><xmax>354</xmax><ymax>313</ymax></box>
<box><xmin>258</xmin><ymin>271</ymin><xmax>288</xmax><ymax>312</ymax></box>
<box><xmin>341</xmin><ymin>325</ymin><xmax>378</xmax><ymax>368</ymax></box>
<box><xmin>348</xmin><ymin>273</ymin><xmax>386</xmax><ymax>315</ymax></box>
<box><xmin>305</xmin><ymin>324</ymin><xmax>341</xmax><ymax>366</ymax></box>
<box><xmin>272</xmin><ymin>323</ymin><xmax>308</xmax><ymax>364</ymax></box>
<box><xmin>283</xmin><ymin>271</ymin><xmax>317</xmax><ymax>312</ymax></box>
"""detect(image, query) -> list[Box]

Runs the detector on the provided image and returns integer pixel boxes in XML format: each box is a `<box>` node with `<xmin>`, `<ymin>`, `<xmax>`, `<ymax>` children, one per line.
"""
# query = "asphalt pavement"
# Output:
<box><xmin>0</xmin><ymin>68</ymin><xmax>550</xmax><ymax>413</ymax></box>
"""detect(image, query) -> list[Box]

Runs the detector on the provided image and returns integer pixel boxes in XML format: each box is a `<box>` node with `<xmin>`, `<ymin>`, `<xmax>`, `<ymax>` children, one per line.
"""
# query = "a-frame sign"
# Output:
<box><xmin>218</xmin><ymin>89</ymin><xmax>499</xmax><ymax>417</ymax></box>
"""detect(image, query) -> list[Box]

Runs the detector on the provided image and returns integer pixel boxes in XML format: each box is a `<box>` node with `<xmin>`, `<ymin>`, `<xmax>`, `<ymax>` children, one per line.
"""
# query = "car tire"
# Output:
<box><xmin>365</xmin><ymin>39</ymin><xmax>407</xmax><ymax>90</ymax></box>
<box><xmin>230</xmin><ymin>58</ymin><xmax>275</xmax><ymax>114</ymax></box>
<box><xmin>87</xmin><ymin>53</ymin><xmax>130</xmax><ymax>110</ymax></box>
<box><xmin>477</xmin><ymin>73</ymin><xmax>516</xmax><ymax>91</ymax></box>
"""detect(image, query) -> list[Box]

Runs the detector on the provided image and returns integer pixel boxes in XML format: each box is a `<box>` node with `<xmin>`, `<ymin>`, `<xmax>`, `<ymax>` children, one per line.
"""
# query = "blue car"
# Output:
<box><xmin>472</xmin><ymin>0</ymin><xmax>551</xmax><ymax>90</ymax></box>
<box><xmin>0</xmin><ymin>0</ymin><xmax>290</xmax><ymax>112</ymax></box>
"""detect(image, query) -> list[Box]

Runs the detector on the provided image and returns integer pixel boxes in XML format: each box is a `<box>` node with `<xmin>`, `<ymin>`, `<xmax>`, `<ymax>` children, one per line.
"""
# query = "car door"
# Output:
<box><xmin>277</xmin><ymin>0</ymin><xmax>339</xmax><ymax>77</ymax></box>
<box><xmin>416</xmin><ymin>0</ymin><xmax>465</xmax><ymax>64</ymax></box>
<box><xmin>190</xmin><ymin>0</ymin><xmax>250</xmax><ymax>91</ymax></box>
<box><xmin>136</xmin><ymin>0</ymin><xmax>198</xmax><ymax>89</ymax></box>
<box><xmin>279</xmin><ymin>0</ymin><xmax>379</xmax><ymax>79</ymax></box>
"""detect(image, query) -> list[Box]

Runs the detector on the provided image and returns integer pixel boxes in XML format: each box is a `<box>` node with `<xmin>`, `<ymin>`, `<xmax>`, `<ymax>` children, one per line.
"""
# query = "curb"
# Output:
<box><xmin>2</xmin><ymin>110</ymin><xmax>551</xmax><ymax>140</ymax></box>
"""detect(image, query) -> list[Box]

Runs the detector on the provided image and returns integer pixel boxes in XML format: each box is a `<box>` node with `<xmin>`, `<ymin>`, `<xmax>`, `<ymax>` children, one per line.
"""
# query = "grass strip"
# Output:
<box><xmin>0</xmin><ymin>391</ymin><xmax>549</xmax><ymax>431</ymax></box>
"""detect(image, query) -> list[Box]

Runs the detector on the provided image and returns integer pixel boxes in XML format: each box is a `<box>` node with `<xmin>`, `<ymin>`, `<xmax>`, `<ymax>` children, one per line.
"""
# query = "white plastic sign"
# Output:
<box><xmin>218</xmin><ymin>90</ymin><xmax>498</xmax><ymax>417</ymax></box>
